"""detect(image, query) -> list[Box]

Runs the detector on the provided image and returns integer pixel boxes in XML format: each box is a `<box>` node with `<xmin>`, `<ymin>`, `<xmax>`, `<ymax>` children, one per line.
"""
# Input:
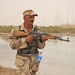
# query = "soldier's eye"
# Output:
<box><xmin>29</xmin><ymin>16</ymin><xmax>34</xmax><ymax>18</ymax></box>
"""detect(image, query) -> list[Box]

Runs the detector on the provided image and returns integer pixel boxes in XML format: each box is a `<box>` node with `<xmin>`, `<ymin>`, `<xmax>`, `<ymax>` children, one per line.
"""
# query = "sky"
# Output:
<box><xmin>0</xmin><ymin>0</ymin><xmax>75</xmax><ymax>26</ymax></box>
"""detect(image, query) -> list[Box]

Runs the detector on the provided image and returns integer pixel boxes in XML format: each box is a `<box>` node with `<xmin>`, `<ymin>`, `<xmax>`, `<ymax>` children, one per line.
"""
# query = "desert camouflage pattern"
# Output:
<box><xmin>15</xmin><ymin>54</ymin><xmax>39</xmax><ymax>75</ymax></box>
<box><xmin>9</xmin><ymin>24</ymin><xmax>45</xmax><ymax>75</ymax></box>
<box><xmin>23</xmin><ymin>10</ymin><xmax>38</xmax><ymax>17</ymax></box>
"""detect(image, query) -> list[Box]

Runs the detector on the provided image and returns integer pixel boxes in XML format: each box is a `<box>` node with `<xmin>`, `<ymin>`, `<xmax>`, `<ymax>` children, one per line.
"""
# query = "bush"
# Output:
<box><xmin>0</xmin><ymin>25</ymin><xmax>75</xmax><ymax>34</ymax></box>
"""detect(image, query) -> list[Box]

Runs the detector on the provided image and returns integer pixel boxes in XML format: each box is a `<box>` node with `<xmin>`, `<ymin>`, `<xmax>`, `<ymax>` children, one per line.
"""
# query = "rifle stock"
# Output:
<box><xmin>13</xmin><ymin>29</ymin><xmax>29</xmax><ymax>37</ymax></box>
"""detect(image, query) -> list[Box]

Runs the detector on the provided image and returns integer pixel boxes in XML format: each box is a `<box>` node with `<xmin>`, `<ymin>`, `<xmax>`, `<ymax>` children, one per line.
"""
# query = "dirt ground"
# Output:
<box><xmin>0</xmin><ymin>65</ymin><xmax>20</xmax><ymax>75</ymax></box>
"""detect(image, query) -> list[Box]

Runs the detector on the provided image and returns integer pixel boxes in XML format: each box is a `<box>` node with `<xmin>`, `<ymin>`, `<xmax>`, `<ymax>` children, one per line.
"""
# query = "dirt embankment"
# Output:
<box><xmin>0</xmin><ymin>66</ymin><xmax>20</xmax><ymax>75</ymax></box>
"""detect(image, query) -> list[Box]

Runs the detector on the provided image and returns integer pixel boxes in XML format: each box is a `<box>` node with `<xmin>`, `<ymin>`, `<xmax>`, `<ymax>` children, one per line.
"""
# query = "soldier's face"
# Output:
<box><xmin>24</xmin><ymin>15</ymin><xmax>35</xmax><ymax>25</ymax></box>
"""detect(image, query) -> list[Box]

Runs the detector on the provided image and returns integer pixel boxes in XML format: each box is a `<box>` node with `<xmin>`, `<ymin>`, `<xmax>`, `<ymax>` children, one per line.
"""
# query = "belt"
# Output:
<box><xmin>17</xmin><ymin>47</ymin><xmax>38</xmax><ymax>55</ymax></box>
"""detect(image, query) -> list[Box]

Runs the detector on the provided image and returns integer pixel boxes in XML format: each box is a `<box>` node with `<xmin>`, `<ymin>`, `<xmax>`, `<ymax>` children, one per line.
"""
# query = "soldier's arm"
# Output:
<box><xmin>38</xmin><ymin>40</ymin><xmax>46</xmax><ymax>49</ymax></box>
<box><xmin>36</xmin><ymin>26</ymin><xmax>46</xmax><ymax>49</ymax></box>
<box><xmin>9</xmin><ymin>28</ymin><xmax>27</xmax><ymax>50</ymax></box>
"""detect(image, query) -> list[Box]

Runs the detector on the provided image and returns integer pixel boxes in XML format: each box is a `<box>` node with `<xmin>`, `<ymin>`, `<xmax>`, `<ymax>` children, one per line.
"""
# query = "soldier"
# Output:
<box><xmin>9</xmin><ymin>10</ymin><xmax>49</xmax><ymax>75</ymax></box>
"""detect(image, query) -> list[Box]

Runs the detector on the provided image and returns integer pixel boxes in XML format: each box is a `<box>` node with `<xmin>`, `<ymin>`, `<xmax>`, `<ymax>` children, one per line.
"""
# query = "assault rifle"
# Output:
<box><xmin>13</xmin><ymin>30</ymin><xmax>70</xmax><ymax>42</ymax></box>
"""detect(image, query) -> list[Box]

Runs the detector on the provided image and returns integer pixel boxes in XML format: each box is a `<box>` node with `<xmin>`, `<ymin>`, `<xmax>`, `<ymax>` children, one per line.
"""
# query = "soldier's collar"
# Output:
<box><xmin>20</xmin><ymin>24</ymin><xmax>36</xmax><ymax>31</ymax></box>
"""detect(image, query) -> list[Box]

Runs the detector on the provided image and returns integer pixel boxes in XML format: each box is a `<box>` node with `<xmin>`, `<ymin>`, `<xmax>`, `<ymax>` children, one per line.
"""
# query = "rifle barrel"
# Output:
<box><xmin>60</xmin><ymin>39</ymin><xmax>70</xmax><ymax>42</ymax></box>
<box><xmin>55</xmin><ymin>36</ymin><xmax>70</xmax><ymax>42</ymax></box>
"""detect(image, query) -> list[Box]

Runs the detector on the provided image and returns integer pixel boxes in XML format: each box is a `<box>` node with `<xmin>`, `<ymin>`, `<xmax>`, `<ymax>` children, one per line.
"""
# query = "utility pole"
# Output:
<box><xmin>71</xmin><ymin>11</ymin><xmax>73</xmax><ymax>25</ymax></box>
<box><xmin>43</xmin><ymin>17</ymin><xmax>44</xmax><ymax>27</ymax></box>
<box><xmin>67</xmin><ymin>10</ymin><xmax>69</xmax><ymax>25</ymax></box>
<box><xmin>56</xmin><ymin>10</ymin><xmax>59</xmax><ymax>26</ymax></box>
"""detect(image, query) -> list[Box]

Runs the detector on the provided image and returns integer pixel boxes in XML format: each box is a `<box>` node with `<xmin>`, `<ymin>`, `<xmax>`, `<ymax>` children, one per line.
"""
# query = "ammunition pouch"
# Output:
<box><xmin>17</xmin><ymin>46</ymin><xmax>38</xmax><ymax>54</ymax></box>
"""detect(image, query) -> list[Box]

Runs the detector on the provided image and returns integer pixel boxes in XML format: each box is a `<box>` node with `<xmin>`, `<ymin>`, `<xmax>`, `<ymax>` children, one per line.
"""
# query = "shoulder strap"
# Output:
<box><xmin>19</xmin><ymin>25</ymin><xmax>25</xmax><ymax>32</ymax></box>
<box><xmin>33</xmin><ymin>26</ymin><xmax>38</xmax><ymax>32</ymax></box>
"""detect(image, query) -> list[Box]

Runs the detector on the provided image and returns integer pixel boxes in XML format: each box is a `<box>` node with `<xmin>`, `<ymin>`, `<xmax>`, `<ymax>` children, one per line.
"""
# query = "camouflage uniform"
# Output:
<box><xmin>9</xmin><ymin>24</ymin><xmax>45</xmax><ymax>75</ymax></box>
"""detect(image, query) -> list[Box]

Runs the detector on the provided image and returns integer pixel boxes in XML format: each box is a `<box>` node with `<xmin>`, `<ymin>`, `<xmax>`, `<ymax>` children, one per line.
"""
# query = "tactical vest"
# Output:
<box><xmin>17</xmin><ymin>26</ymin><xmax>39</xmax><ymax>54</ymax></box>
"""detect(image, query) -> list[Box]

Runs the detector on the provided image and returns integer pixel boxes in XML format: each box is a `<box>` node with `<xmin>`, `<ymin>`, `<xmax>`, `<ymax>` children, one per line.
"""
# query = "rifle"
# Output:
<box><xmin>13</xmin><ymin>29</ymin><xmax>70</xmax><ymax>42</ymax></box>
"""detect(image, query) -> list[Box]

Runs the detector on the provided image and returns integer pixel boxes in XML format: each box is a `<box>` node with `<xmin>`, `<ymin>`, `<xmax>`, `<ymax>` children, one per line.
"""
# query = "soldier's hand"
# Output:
<box><xmin>41</xmin><ymin>35</ymin><xmax>49</xmax><ymax>41</ymax></box>
<box><xmin>25</xmin><ymin>35</ymin><xmax>36</xmax><ymax>43</ymax></box>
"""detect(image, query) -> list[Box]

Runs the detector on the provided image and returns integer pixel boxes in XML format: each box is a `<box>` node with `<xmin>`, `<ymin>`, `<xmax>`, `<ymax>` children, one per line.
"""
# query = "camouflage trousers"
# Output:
<box><xmin>15</xmin><ymin>54</ymin><xmax>40</xmax><ymax>75</ymax></box>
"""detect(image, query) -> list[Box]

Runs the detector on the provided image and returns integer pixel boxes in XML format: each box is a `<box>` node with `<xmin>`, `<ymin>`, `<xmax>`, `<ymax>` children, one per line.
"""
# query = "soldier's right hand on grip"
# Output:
<box><xmin>25</xmin><ymin>35</ymin><xmax>36</xmax><ymax>43</ymax></box>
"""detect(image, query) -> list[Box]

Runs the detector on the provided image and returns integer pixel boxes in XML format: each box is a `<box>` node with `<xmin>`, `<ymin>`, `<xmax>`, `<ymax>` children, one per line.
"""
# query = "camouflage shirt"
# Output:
<box><xmin>9</xmin><ymin>24</ymin><xmax>46</xmax><ymax>50</ymax></box>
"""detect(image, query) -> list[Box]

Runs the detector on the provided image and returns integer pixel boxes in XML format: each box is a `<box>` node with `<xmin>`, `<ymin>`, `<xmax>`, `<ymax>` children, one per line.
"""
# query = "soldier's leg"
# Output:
<box><xmin>20</xmin><ymin>69</ymin><xmax>31</xmax><ymax>75</ymax></box>
<box><xmin>30</xmin><ymin>56</ymin><xmax>40</xmax><ymax>75</ymax></box>
<box><xmin>31</xmin><ymin>72</ymin><xmax>36</xmax><ymax>75</ymax></box>
<box><xmin>15</xmin><ymin>55</ymin><xmax>31</xmax><ymax>75</ymax></box>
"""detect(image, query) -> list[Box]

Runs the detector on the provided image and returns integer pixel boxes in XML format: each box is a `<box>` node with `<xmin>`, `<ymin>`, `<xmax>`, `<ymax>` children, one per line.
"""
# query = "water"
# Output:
<box><xmin>0</xmin><ymin>35</ymin><xmax>16</xmax><ymax>68</ymax></box>
<box><xmin>0</xmin><ymin>35</ymin><xmax>75</xmax><ymax>75</ymax></box>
